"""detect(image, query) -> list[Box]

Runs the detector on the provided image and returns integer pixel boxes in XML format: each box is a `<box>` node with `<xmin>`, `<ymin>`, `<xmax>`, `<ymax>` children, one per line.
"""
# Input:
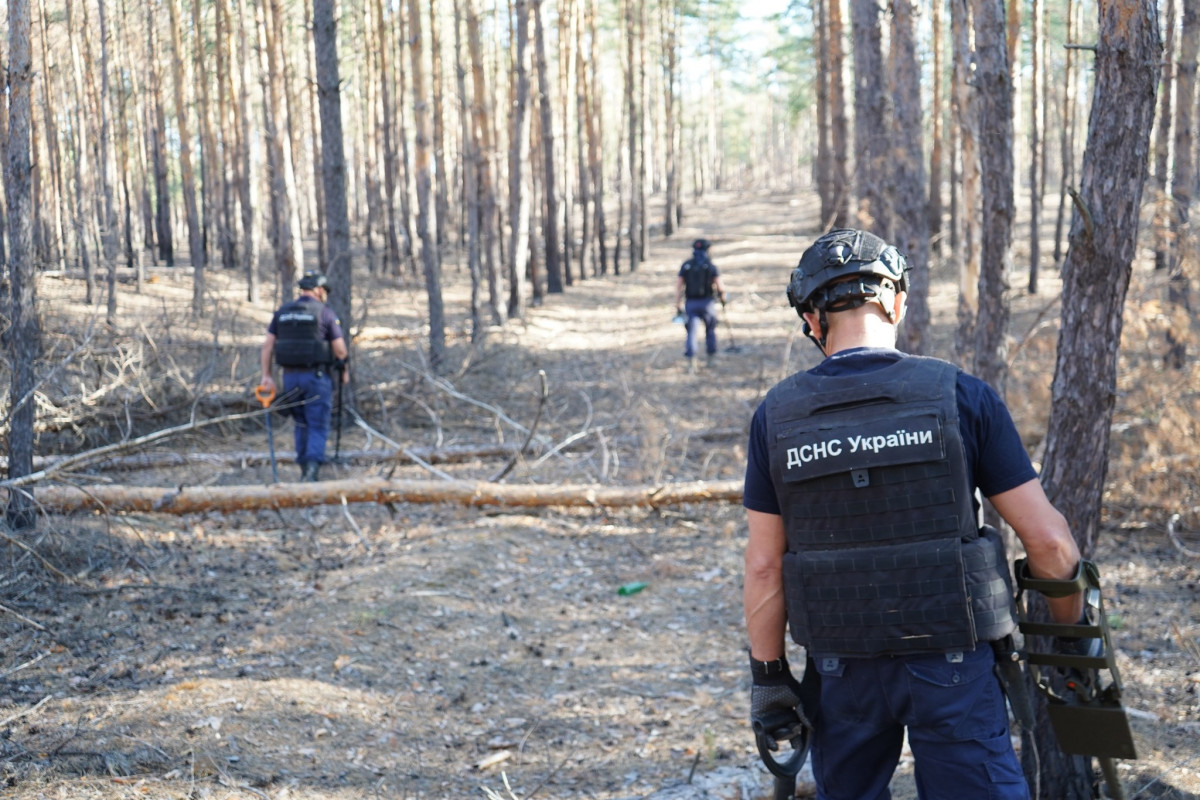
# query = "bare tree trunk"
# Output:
<box><xmin>1052</xmin><ymin>0</ymin><xmax>1081</xmax><ymax>265</ymax></box>
<box><xmin>453</xmin><ymin>0</ymin><xmax>484</xmax><ymax>340</ymax></box>
<box><xmin>192</xmin><ymin>0</ymin><xmax>218</xmax><ymax>273</ymax></box>
<box><xmin>465</xmin><ymin>0</ymin><xmax>503</xmax><ymax>324</ymax></box>
<box><xmin>304</xmin><ymin>0</ymin><xmax>328</xmax><ymax>272</ymax></box>
<box><xmin>970</xmin><ymin>0</ymin><xmax>1014</xmax><ymax>397</ymax></box>
<box><xmin>312</xmin><ymin>0</ymin><xmax>352</xmax><ymax>336</ymax></box>
<box><xmin>65</xmin><ymin>1</ymin><xmax>94</xmax><ymax>284</ymax></box>
<box><xmin>1153</xmin><ymin>0</ymin><xmax>1177</xmax><ymax>273</ymax></box>
<box><xmin>146</xmin><ymin>0</ymin><xmax>173</xmax><ymax>267</ymax></box>
<box><xmin>849</xmin><ymin>0</ymin><xmax>890</xmax><ymax>235</ymax></box>
<box><xmin>573</xmin><ymin>0</ymin><xmax>592</xmax><ymax>279</ymax></box>
<box><xmin>167</xmin><ymin>0</ymin><xmax>206</xmax><ymax>315</ymax></box>
<box><xmin>1169</xmin><ymin>0</ymin><xmax>1198</xmax><ymax>367</ymax></box>
<box><xmin>1027</xmin><ymin>0</ymin><xmax>1043</xmax><ymax>294</ymax></box>
<box><xmin>372</xmin><ymin>0</ymin><xmax>401</xmax><ymax>275</ymax></box>
<box><xmin>215</xmin><ymin>0</ymin><xmax>238</xmax><ymax>273</ymax></box>
<box><xmin>409</xmin><ymin>0</ymin><xmax>447</xmax><ymax>368</ymax></box>
<box><xmin>951</xmin><ymin>0</ymin><xmax>981</xmax><ymax>362</ymax></box>
<box><xmin>828</xmin><ymin>0</ymin><xmax>850</xmax><ymax>228</ymax></box>
<box><xmin>929</xmin><ymin>0</ymin><xmax>946</xmax><ymax>255</ymax></box>
<box><xmin>5</xmin><ymin>0</ymin><xmax>40</xmax><ymax>528</ymax></box>
<box><xmin>532</xmin><ymin>0</ymin><xmax>562</xmax><ymax>293</ymax></box>
<box><xmin>260</xmin><ymin>0</ymin><xmax>304</xmax><ymax>290</ymax></box>
<box><xmin>558</xmin><ymin>0</ymin><xmax>575</xmax><ymax>285</ymax></box>
<box><xmin>507</xmin><ymin>0</ymin><xmax>533</xmax><ymax>319</ymax></box>
<box><xmin>586</xmin><ymin>0</ymin><xmax>608</xmax><ymax>276</ymax></box>
<box><xmin>395</xmin><ymin>3</ymin><xmax>419</xmax><ymax>276</ymax></box>
<box><xmin>235</xmin><ymin>0</ymin><xmax>259</xmax><ymax>304</ymax></box>
<box><xmin>430</xmin><ymin>0</ymin><xmax>451</xmax><ymax>249</ymax></box>
<box><xmin>622</xmin><ymin>0</ymin><xmax>641</xmax><ymax>271</ymax></box>
<box><xmin>890</xmin><ymin>0</ymin><xmax>929</xmax><ymax>356</ymax></box>
<box><xmin>96</xmin><ymin>0</ymin><xmax>120</xmax><ymax>325</ymax></box>
<box><xmin>1032</xmin><ymin>4</ymin><xmax>1160</xmax><ymax>796</ymax></box>
<box><xmin>34</xmin><ymin>0</ymin><xmax>67</xmax><ymax>273</ymax></box>
<box><xmin>661</xmin><ymin>0</ymin><xmax>678</xmax><ymax>237</ymax></box>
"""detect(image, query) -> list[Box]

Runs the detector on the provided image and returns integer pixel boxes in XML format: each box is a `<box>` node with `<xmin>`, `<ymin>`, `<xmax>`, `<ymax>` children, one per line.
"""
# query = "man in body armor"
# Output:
<box><xmin>674</xmin><ymin>238</ymin><xmax>727</xmax><ymax>369</ymax></box>
<box><xmin>742</xmin><ymin>229</ymin><xmax>1085</xmax><ymax>799</ymax></box>
<box><xmin>260</xmin><ymin>272</ymin><xmax>349</xmax><ymax>482</ymax></box>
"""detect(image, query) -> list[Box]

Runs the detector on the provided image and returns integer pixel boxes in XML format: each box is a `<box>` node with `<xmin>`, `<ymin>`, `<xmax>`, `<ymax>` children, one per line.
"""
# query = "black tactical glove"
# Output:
<box><xmin>749</xmin><ymin>655</ymin><xmax>810</xmax><ymax>749</ymax></box>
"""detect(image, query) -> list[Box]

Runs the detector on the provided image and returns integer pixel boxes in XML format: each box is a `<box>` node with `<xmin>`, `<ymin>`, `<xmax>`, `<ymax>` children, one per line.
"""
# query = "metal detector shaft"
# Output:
<box><xmin>255</xmin><ymin>385</ymin><xmax>278</xmax><ymax>483</ymax></box>
<box><xmin>334</xmin><ymin>365</ymin><xmax>344</xmax><ymax>461</ymax></box>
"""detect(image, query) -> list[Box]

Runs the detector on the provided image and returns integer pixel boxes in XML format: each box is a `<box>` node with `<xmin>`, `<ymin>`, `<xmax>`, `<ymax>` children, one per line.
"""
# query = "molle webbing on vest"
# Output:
<box><xmin>274</xmin><ymin>299</ymin><xmax>333</xmax><ymax>368</ymax></box>
<box><xmin>764</xmin><ymin>356</ymin><xmax>1018</xmax><ymax>656</ymax></box>
<box><xmin>782</xmin><ymin>537</ymin><xmax>976</xmax><ymax>657</ymax></box>
<box><xmin>682</xmin><ymin>258</ymin><xmax>714</xmax><ymax>299</ymax></box>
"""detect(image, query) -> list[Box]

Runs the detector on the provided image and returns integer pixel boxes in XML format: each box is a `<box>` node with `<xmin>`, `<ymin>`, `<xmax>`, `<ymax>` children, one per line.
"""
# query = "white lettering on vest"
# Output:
<box><xmin>847</xmin><ymin>427</ymin><xmax>934</xmax><ymax>454</ymax></box>
<box><xmin>786</xmin><ymin>437</ymin><xmax>843</xmax><ymax>470</ymax></box>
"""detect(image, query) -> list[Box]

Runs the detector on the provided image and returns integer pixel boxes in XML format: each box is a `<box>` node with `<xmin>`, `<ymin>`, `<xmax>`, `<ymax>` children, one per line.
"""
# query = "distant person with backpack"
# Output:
<box><xmin>675</xmin><ymin>238</ymin><xmax>727</xmax><ymax>369</ymax></box>
<box><xmin>260</xmin><ymin>272</ymin><xmax>350</xmax><ymax>482</ymax></box>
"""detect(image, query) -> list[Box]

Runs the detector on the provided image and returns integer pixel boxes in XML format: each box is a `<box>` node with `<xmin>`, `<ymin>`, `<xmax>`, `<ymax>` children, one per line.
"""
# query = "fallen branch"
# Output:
<box><xmin>0</xmin><ymin>408</ymin><xmax>274</xmax><ymax>490</ymax></box>
<box><xmin>30</xmin><ymin>477</ymin><xmax>744</xmax><ymax>515</ymax></box>
<box><xmin>1167</xmin><ymin>513</ymin><xmax>1200</xmax><ymax>559</ymax></box>
<box><xmin>12</xmin><ymin>443</ymin><xmax>529</xmax><ymax>473</ymax></box>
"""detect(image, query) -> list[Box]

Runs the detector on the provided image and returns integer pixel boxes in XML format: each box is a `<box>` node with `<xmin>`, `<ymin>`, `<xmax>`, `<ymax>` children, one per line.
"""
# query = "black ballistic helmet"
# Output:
<box><xmin>787</xmin><ymin>228</ymin><xmax>908</xmax><ymax>317</ymax></box>
<box><xmin>692</xmin><ymin>238</ymin><xmax>711</xmax><ymax>251</ymax></box>
<box><xmin>298</xmin><ymin>271</ymin><xmax>330</xmax><ymax>292</ymax></box>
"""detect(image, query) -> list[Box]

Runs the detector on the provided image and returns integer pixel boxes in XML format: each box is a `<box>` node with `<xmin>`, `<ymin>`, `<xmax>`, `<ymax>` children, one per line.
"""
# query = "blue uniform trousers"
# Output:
<box><xmin>811</xmin><ymin>645</ymin><xmax>1028</xmax><ymax>800</ymax></box>
<box><xmin>282</xmin><ymin>369</ymin><xmax>334</xmax><ymax>466</ymax></box>
<box><xmin>684</xmin><ymin>298</ymin><xmax>719</xmax><ymax>357</ymax></box>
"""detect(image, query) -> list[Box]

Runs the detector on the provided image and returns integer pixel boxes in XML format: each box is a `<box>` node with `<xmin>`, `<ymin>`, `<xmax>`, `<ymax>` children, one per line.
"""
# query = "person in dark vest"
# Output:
<box><xmin>260</xmin><ymin>272</ymin><xmax>349</xmax><ymax>482</ymax></box>
<box><xmin>742</xmin><ymin>229</ymin><xmax>1086</xmax><ymax>799</ymax></box>
<box><xmin>675</xmin><ymin>238</ymin><xmax>726</xmax><ymax>369</ymax></box>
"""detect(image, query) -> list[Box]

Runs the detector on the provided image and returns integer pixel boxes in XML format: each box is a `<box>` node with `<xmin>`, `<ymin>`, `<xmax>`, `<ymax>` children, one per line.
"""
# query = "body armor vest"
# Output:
<box><xmin>681</xmin><ymin>256</ymin><xmax>715</xmax><ymax>299</ymax></box>
<box><xmin>764</xmin><ymin>355</ymin><xmax>1016</xmax><ymax>658</ymax></box>
<box><xmin>273</xmin><ymin>298</ymin><xmax>333</xmax><ymax>368</ymax></box>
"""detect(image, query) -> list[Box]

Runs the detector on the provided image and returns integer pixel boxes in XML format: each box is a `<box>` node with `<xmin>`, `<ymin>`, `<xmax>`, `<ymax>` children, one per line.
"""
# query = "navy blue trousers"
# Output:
<box><xmin>282</xmin><ymin>369</ymin><xmax>334</xmax><ymax>466</ymax></box>
<box><xmin>810</xmin><ymin>646</ymin><xmax>1028</xmax><ymax>800</ymax></box>
<box><xmin>684</xmin><ymin>298</ymin><xmax>719</xmax><ymax>357</ymax></box>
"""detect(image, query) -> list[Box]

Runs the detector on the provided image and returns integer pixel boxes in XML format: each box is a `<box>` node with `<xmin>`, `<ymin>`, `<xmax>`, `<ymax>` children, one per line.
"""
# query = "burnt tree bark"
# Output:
<box><xmin>1030</xmin><ymin>1</ymin><xmax>1161</xmax><ymax>796</ymax></box>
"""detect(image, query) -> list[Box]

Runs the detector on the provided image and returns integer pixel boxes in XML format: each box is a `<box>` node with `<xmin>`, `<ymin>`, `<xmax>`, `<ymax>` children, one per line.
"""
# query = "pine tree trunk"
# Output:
<box><xmin>430</xmin><ymin>0</ymin><xmax>451</xmax><ymax>249</ymax></box>
<box><xmin>573</xmin><ymin>0</ymin><xmax>593</xmax><ymax>279</ymax></box>
<box><xmin>970</xmin><ymin>0</ymin><xmax>1014</xmax><ymax>397</ymax></box>
<box><xmin>586</xmin><ymin>0</ymin><xmax>607</xmax><ymax>276</ymax></box>
<box><xmin>452</xmin><ymin>0</ymin><xmax>484</xmax><ymax>339</ymax></box>
<box><xmin>167</xmin><ymin>0</ymin><xmax>206</xmax><ymax>315</ymax></box>
<box><xmin>1153</xmin><ymin>0</ymin><xmax>1177</xmax><ymax>273</ymax></box>
<box><xmin>507</xmin><ymin>0</ymin><xmax>534</xmax><ymax>319</ymax></box>
<box><xmin>532</xmin><ymin>0</ymin><xmax>562</xmax><ymax>293</ymax></box>
<box><xmin>1032</xmin><ymin>4</ymin><xmax>1160</xmax><ymax>796</ymax></box>
<box><xmin>146</xmin><ymin>2</ymin><xmax>173</xmax><ymax>267</ymax></box>
<box><xmin>408</xmin><ymin>0</ymin><xmax>447</xmax><ymax>368</ymax></box>
<box><xmin>5</xmin><ymin>0</ymin><xmax>40</xmax><ymax>529</ymax></box>
<box><xmin>234</xmin><ymin>0</ymin><xmax>260</xmax><ymax>304</ymax></box>
<box><xmin>661</xmin><ymin>0</ymin><xmax>678</xmax><ymax>237</ymax></box>
<box><xmin>890</xmin><ymin>0</ymin><xmax>929</xmax><ymax>356</ymax></box>
<box><xmin>849</xmin><ymin>0</ymin><xmax>890</xmax><ymax>236</ymax></box>
<box><xmin>1027</xmin><ymin>0</ymin><xmax>1043</xmax><ymax>294</ymax></box>
<box><xmin>464</xmin><ymin>0</ymin><xmax>503</xmax><ymax>324</ymax></box>
<box><xmin>929</xmin><ymin>0</ymin><xmax>945</xmax><ymax>256</ymax></box>
<box><xmin>372</xmin><ymin>0</ymin><xmax>402</xmax><ymax>275</ymax></box>
<box><xmin>312</xmin><ymin>0</ymin><xmax>352</xmax><ymax>336</ymax></box>
<box><xmin>304</xmin><ymin>0</ymin><xmax>328</xmax><ymax>272</ymax></box>
<box><xmin>951</xmin><ymin>0</ymin><xmax>981</xmax><ymax>362</ymax></box>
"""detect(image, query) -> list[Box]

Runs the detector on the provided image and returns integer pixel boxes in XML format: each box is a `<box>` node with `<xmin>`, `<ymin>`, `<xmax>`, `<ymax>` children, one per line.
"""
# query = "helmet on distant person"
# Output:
<box><xmin>692</xmin><ymin>238</ymin><xmax>711</xmax><ymax>251</ymax></box>
<box><xmin>297</xmin><ymin>271</ymin><xmax>330</xmax><ymax>292</ymax></box>
<box><xmin>787</xmin><ymin>229</ymin><xmax>907</xmax><ymax>317</ymax></box>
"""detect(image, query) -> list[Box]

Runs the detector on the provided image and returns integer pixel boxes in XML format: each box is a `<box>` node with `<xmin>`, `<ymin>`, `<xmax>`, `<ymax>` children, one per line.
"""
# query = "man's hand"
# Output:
<box><xmin>749</xmin><ymin>655</ymin><xmax>809</xmax><ymax>749</ymax></box>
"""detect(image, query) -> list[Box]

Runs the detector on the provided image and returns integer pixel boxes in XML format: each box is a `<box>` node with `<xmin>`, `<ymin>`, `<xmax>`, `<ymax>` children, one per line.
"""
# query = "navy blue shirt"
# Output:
<box><xmin>743</xmin><ymin>348</ymin><xmax>1037</xmax><ymax>516</ymax></box>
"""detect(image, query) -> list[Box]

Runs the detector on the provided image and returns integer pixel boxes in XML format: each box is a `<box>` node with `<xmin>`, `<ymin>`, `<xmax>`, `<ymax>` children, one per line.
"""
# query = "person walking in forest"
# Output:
<box><xmin>260</xmin><ymin>272</ymin><xmax>350</xmax><ymax>482</ymax></box>
<box><xmin>675</xmin><ymin>238</ymin><xmax>727</xmax><ymax>371</ymax></box>
<box><xmin>742</xmin><ymin>229</ymin><xmax>1087</xmax><ymax>799</ymax></box>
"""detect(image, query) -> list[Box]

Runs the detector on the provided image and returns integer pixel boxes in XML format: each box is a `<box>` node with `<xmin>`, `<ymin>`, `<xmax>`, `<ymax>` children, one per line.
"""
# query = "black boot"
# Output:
<box><xmin>302</xmin><ymin>461</ymin><xmax>321</xmax><ymax>482</ymax></box>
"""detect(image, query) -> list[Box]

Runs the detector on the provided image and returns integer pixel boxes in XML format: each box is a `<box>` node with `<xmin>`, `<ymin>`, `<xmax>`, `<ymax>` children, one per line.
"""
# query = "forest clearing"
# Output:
<box><xmin>0</xmin><ymin>192</ymin><xmax>1198</xmax><ymax>799</ymax></box>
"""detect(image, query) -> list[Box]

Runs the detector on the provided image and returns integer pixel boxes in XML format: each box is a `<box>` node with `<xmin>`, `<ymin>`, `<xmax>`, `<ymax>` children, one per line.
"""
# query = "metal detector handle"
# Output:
<box><xmin>255</xmin><ymin>385</ymin><xmax>276</xmax><ymax>408</ymax></box>
<box><xmin>752</xmin><ymin>708</ymin><xmax>810</xmax><ymax>779</ymax></box>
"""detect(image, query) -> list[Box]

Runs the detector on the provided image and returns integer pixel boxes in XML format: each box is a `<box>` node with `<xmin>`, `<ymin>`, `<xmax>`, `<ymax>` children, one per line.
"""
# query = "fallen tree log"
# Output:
<box><xmin>19</xmin><ymin>444</ymin><xmax>525</xmax><ymax>472</ymax></box>
<box><xmin>30</xmin><ymin>478</ymin><xmax>744</xmax><ymax>515</ymax></box>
